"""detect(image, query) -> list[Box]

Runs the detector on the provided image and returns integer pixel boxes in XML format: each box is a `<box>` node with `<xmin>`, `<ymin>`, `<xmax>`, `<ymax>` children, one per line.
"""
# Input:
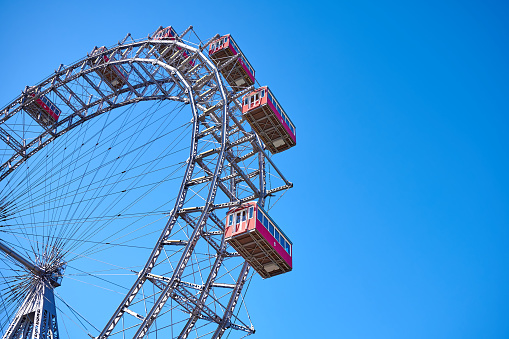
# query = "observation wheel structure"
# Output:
<box><xmin>0</xmin><ymin>25</ymin><xmax>294</xmax><ymax>339</ymax></box>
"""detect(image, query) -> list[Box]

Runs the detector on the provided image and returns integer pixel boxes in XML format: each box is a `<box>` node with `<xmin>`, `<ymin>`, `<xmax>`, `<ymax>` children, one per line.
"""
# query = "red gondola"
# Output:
<box><xmin>90</xmin><ymin>46</ymin><xmax>129</xmax><ymax>90</ymax></box>
<box><xmin>152</xmin><ymin>26</ymin><xmax>179</xmax><ymax>41</ymax></box>
<box><xmin>242</xmin><ymin>86</ymin><xmax>296</xmax><ymax>154</ymax></box>
<box><xmin>152</xmin><ymin>26</ymin><xmax>194</xmax><ymax>67</ymax></box>
<box><xmin>24</xmin><ymin>92</ymin><xmax>62</xmax><ymax>126</ymax></box>
<box><xmin>209</xmin><ymin>34</ymin><xmax>255</xmax><ymax>89</ymax></box>
<box><xmin>225</xmin><ymin>202</ymin><xmax>292</xmax><ymax>278</ymax></box>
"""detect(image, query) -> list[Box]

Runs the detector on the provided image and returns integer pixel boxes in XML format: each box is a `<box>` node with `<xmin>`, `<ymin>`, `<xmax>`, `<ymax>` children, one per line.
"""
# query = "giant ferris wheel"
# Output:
<box><xmin>0</xmin><ymin>25</ymin><xmax>296</xmax><ymax>338</ymax></box>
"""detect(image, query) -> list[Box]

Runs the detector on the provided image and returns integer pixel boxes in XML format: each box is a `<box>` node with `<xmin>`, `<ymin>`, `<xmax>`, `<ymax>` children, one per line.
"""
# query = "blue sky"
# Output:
<box><xmin>1</xmin><ymin>0</ymin><xmax>508</xmax><ymax>338</ymax></box>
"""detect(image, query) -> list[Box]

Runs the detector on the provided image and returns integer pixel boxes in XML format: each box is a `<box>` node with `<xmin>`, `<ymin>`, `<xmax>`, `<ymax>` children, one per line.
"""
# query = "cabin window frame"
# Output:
<box><xmin>235</xmin><ymin>211</ymin><xmax>242</xmax><ymax>232</ymax></box>
<box><xmin>263</xmin><ymin>217</ymin><xmax>269</xmax><ymax>229</ymax></box>
<box><xmin>275</xmin><ymin>230</ymin><xmax>280</xmax><ymax>243</ymax></box>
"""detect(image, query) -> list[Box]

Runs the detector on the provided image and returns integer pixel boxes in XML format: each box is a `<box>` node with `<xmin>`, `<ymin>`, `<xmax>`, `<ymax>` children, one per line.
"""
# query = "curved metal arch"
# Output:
<box><xmin>0</xmin><ymin>39</ymin><xmax>197</xmax><ymax>120</ymax></box>
<box><xmin>1</xmin><ymin>40</ymin><xmax>201</xmax><ymax>123</ymax></box>
<box><xmin>0</xmin><ymin>39</ymin><xmax>211</xmax><ymax>181</ymax></box>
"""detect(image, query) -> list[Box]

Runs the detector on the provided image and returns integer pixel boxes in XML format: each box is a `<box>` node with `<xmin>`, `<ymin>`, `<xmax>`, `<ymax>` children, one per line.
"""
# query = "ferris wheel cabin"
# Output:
<box><xmin>24</xmin><ymin>92</ymin><xmax>62</xmax><ymax>127</ymax></box>
<box><xmin>152</xmin><ymin>25</ymin><xmax>179</xmax><ymax>40</ymax></box>
<box><xmin>90</xmin><ymin>46</ymin><xmax>129</xmax><ymax>90</ymax></box>
<box><xmin>242</xmin><ymin>86</ymin><xmax>296</xmax><ymax>154</ymax></box>
<box><xmin>209</xmin><ymin>34</ymin><xmax>255</xmax><ymax>89</ymax></box>
<box><xmin>152</xmin><ymin>26</ymin><xmax>194</xmax><ymax>67</ymax></box>
<box><xmin>225</xmin><ymin>202</ymin><xmax>292</xmax><ymax>279</ymax></box>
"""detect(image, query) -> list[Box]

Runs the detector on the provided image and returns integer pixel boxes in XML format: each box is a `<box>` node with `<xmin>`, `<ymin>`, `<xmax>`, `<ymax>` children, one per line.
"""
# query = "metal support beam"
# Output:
<box><xmin>0</xmin><ymin>240</ymin><xmax>42</xmax><ymax>276</ymax></box>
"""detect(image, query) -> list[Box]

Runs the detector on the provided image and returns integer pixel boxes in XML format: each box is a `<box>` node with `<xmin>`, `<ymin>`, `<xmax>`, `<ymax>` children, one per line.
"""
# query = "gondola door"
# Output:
<box><xmin>234</xmin><ymin>209</ymin><xmax>248</xmax><ymax>233</ymax></box>
<box><xmin>248</xmin><ymin>92</ymin><xmax>260</xmax><ymax>110</ymax></box>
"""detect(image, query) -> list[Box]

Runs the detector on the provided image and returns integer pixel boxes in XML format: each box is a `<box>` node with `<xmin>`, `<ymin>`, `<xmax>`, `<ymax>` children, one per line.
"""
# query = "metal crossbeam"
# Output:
<box><xmin>0</xmin><ymin>240</ymin><xmax>42</xmax><ymax>276</ymax></box>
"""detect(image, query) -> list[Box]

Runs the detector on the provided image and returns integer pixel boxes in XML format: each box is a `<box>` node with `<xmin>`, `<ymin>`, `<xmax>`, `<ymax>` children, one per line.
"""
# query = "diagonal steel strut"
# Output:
<box><xmin>0</xmin><ymin>240</ymin><xmax>42</xmax><ymax>276</ymax></box>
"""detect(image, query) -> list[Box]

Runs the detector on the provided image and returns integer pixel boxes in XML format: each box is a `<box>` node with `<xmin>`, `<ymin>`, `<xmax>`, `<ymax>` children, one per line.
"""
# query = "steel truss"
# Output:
<box><xmin>0</xmin><ymin>26</ymin><xmax>292</xmax><ymax>338</ymax></box>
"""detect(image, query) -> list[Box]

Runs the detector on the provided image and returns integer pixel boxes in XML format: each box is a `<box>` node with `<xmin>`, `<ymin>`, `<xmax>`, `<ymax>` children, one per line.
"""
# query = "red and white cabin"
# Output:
<box><xmin>209</xmin><ymin>34</ymin><xmax>255</xmax><ymax>89</ymax></box>
<box><xmin>152</xmin><ymin>26</ymin><xmax>194</xmax><ymax>67</ymax></box>
<box><xmin>242</xmin><ymin>86</ymin><xmax>296</xmax><ymax>154</ymax></box>
<box><xmin>152</xmin><ymin>26</ymin><xmax>179</xmax><ymax>40</ymax></box>
<box><xmin>24</xmin><ymin>92</ymin><xmax>62</xmax><ymax>126</ymax></box>
<box><xmin>225</xmin><ymin>202</ymin><xmax>292</xmax><ymax>279</ymax></box>
<box><xmin>90</xmin><ymin>46</ymin><xmax>129</xmax><ymax>90</ymax></box>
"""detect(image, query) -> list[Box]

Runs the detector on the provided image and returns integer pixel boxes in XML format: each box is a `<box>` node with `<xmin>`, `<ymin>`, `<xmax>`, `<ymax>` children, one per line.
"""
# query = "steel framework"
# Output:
<box><xmin>0</xmin><ymin>26</ymin><xmax>293</xmax><ymax>339</ymax></box>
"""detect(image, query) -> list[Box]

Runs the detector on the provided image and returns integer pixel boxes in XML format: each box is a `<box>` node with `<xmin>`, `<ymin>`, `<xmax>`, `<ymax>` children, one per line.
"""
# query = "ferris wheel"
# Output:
<box><xmin>0</xmin><ymin>25</ymin><xmax>296</xmax><ymax>339</ymax></box>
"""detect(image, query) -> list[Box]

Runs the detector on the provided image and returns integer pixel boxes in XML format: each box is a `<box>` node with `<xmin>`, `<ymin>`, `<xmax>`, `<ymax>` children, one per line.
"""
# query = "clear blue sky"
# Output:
<box><xmin>1</xmin><ymin>0</ymin><xmax>508</xmax><ymax>338</ymax></box>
